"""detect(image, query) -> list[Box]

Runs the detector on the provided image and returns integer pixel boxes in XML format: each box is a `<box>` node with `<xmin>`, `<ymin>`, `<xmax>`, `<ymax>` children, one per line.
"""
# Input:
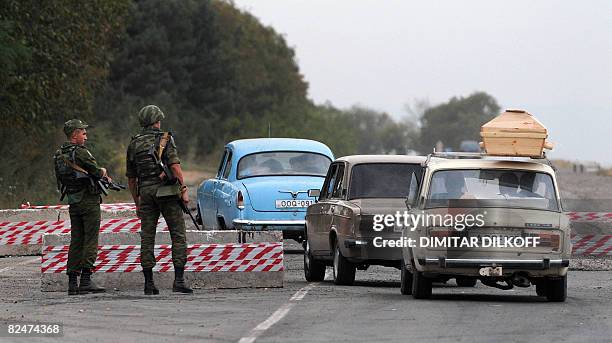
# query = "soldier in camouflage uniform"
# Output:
<box><xmin>54</xmin><ymin>119</ymin><xmax>107</xmax><ymax>295</ymax></box>
<box><xmin>126</xmin><ymin>105</ymin><xmax>193</xmax><ymax>295</ymax></box>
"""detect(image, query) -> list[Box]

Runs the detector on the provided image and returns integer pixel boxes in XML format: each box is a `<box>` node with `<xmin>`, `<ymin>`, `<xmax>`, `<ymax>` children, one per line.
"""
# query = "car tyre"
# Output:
<box><xmin>333</xmin><ymin>241</ymin><xmax>355</xmax><ymax>285</ymax></box>
<box><xmin>400</xmin><ymin>260</ymin><xmax>413</xmax><ymax>295</ymax></box>
<box><xmin>217</xmin><ymin>217</ymin><xmax>227</xmax><ymax>230</ymax></box>
<box><xmin>456</xmin><ymin>277</ymin><xmax>477</xmax><ymax>287</ymax></box>
<box><xmin>535</xmin><ymin>281</ymin><xmax>547</xmax><ymax>297</ymax></box>
<box><xmin>304</xmin><ymin>240</ymin><xmax>325</xmax><ymax>282</ymax></box>
<box><xmin>412</xmin><ymin>270</ymin><xmax>432</xmax><ymax>299</ymax></box>
<box><xmin>545</xmin><ymin>275</ymin><xmax>567</xmax><ymax>302</ymax></box>
<box><xmin>195</xmin><ymin>205</ymin><xmax>203</xmax><ymax>226</ymax></box>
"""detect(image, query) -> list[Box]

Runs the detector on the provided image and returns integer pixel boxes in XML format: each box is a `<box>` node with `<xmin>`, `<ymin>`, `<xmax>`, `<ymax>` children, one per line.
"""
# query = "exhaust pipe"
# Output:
<box><xmin>481</xmin><ymin>278</ymin><xmax>513</xmax><ymax>290</ymax></box>
<box><xmin>511</xmin><ymin>274</ymin><xmax>531</xmax><ymax>288</ymax></box>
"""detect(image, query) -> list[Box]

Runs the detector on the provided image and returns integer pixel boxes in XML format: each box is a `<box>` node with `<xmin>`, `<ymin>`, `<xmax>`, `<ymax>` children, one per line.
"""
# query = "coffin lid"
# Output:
<box><xmin>481</xmin><ymin>109</ymin><xmax>547</xmax><ymax>134</ymax></box>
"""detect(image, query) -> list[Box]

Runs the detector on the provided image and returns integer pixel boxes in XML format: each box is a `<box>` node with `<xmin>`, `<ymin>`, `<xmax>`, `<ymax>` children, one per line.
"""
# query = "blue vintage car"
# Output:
<box><xmin>196</xmin><ymin>138</ymin><xmax>334</xmax><ymax>241</ymax></box>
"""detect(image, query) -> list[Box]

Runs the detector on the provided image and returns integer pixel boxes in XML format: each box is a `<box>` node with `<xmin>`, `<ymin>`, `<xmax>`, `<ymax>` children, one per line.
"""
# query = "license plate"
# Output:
<box><xmin>275</xmin><ymin>199</ymin><xmax>313</xmax><ymax>208</ymax></box>
<box><xmin>479</xmin><ymin>267</ymin><xmax>503</xmax><ymax>277</ymax></box>
<box><xmin>467</xmin><ymin>231</ymin><xmax>522</xmax><ymax>240</ymax></box>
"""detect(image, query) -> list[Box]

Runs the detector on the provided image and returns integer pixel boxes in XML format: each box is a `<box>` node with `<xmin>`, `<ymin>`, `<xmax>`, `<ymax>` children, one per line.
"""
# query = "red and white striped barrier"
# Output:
<box><xmin>20</xmin><ymin>203</ymin><xmax>136</xmax><ymax>211</ymax></box>
<box><xmin>571</xmin><ymin>234</ymin><xmax>612</xmax><ymax>257</ymax></box>
<box><xmin>41</xmin><ymin>243</ymin><xmax>284</xmax><ymax>274</ymax></box>
<box><xmin>567</xmin><ymin>212</ymin><xmax>612</xmax><ymax>222</ymax></box>
<box><xmin>0</xmin><ymin>218</ymin><xmax>167</xmax><ymax>246</ymax></box>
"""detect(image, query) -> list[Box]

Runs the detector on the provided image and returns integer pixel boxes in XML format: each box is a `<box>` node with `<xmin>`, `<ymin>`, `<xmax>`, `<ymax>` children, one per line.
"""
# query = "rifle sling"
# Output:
<box><xmin>157</xmin><ymin>132</ymin><xmax>170</xmax><ymax>161</ymax></box>
<box><xmin>61</xmin><ymin>156</ymin><xmax>90</xmax><ymax>175</ymax></box>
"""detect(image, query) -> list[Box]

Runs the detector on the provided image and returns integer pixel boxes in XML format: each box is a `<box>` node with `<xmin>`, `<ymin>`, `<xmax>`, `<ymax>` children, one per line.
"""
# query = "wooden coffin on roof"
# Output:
<box><xmin>480</xmin><ymin>109</ymin><xmax>553</xmax><ymax>158</ymax></box>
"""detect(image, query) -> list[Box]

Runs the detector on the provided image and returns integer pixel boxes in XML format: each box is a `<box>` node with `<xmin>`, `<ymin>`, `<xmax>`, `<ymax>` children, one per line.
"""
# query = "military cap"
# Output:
<box><xmin>63</xmin><ymin>119</ymin><xmax>89</xmax><ymax>136</ymax></box>
<box><xmin>138</xmin><ymin>105</ymin><xmax>165</xmax><ymax>127</ymax></box>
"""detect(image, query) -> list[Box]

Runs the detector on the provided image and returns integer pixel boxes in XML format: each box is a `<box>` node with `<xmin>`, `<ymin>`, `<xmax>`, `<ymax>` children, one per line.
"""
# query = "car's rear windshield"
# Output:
<box><xmin>237</xmin><ymin>152</ymin><xmax>331</xmax><ymax>179</ymax></box>
<box><xmin>348</xmin><ymin>163</ymin><xmax>423</xmax><ymax>199</ymax></box>
<box><xmin>426</xmin><ymin>169</ymin><xmax>559</xmax><ymax>211</ymax></box>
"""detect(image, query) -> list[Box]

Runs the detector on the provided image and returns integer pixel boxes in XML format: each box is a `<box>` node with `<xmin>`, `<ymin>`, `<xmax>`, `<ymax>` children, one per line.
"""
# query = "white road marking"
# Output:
<box><xmin>239</xmin><ymin>276</ymin><xmax>323</xmax><ymax>343</ymax></box>
<box><xmin>289</xmin><ymin>283</ymin><xmax>316</xmax><ymax>301</ymax></box>
<box><xmin>0</xmin><ymin>257</ymin><xmax>39</xmax><ymax>274</ymax></box>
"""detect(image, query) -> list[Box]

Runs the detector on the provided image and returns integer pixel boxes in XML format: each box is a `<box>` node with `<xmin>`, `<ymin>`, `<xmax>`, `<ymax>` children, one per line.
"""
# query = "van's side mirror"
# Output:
<box><xmin>308</xmin><ymin>189</ymin><xmax>321</xmax><ymax>198</ymax></box>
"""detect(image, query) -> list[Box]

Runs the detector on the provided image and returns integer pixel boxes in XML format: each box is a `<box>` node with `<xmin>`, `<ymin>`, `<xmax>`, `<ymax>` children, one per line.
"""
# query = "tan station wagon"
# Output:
<box><xmin>401</xmin><ymin>153</ymin><xmax>571</xmax><ymax>301</ymax></box>
<box><xmin>304</xmin><ymin>155</ymin><xmax>425</xmax><ymax>285</ymax></box>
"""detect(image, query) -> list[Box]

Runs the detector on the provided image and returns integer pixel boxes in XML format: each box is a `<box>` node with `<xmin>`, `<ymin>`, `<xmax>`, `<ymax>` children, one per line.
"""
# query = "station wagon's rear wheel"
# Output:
<box><xmin>412</xmin><ymin>270</ymin><xmax>432</xmax><ymax>299</ymax></box>
<box><xmin>545</xmin><ymin>275</ymin><xmax>567</xmax><ymax>302</ymax></box>
<box><xmin>400</xmin><ymin>260</ymin><xmax>413</xmax><ymax>295</ymax></box>
<box><xmin>333</xmin><ymin>241</ymin><xmax>355</xmax><ymax>285</ymax></box>
<box><xmin>304</xmin><ymin>241</ymin><xmax>325</xmax><ymax>282</ymax></box>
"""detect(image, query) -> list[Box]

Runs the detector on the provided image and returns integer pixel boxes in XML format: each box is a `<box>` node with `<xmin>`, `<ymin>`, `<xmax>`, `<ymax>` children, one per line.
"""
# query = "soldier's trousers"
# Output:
<box><xmin>67</xmin><ymin>202</ymin><xmax>101</xmax><ymax>274</ymax></box>
<box><xmin>138</xmin><ymin>184</ymin><xmax>187</xmax><ymax>269</ymax></box>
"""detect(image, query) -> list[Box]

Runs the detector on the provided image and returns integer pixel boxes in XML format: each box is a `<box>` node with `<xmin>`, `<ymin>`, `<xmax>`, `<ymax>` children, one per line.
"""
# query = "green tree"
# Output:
<box><xmin>0</xmin><ymin>0</ymin><xmax>130</xmax><ymax>207</ymax></box>
<box><xmin>418</xmin><ymin>92</ymin><xmax>500</xmax><ymax>152</ymax></box>
<box><xmin>99</xmin><ymin>0</ymin><xmax>309</xmax><ymax>157</ymax></box>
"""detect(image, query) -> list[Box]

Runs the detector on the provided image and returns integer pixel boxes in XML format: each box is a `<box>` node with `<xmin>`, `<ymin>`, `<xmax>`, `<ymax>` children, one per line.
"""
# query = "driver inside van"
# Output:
<box><xmin>499</xmin><ymin>172</ymin><xmax>520</xmax><ymax>197</ymax></box>
<box><xmin>518</xmin><ymin>173</ymin><xmax>536</xmax><ymax>197</ymax></box>
<box><xmin>431</xmin><ymin>172</ymin><xmax>473</xmax><ymax>200</ymax></box>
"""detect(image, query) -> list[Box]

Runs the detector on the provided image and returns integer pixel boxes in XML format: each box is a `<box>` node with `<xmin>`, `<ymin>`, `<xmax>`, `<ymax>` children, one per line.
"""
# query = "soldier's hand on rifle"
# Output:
<box><xmin>158</xmin><ymin>171</ymin><xmax>167</xmax><ymax>181</ymax></box>
<box><xmin>180</xmin><ymin>185</ymin><xmax>189</xmax><ymax>204</ymax></box>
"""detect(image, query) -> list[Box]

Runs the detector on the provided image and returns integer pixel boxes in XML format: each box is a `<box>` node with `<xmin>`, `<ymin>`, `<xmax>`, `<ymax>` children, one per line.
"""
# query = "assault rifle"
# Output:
<box><xmin>97</xmin><ymin>176</ymin><xmax>127</xmax><ymax>196</ymax></box>
<box><xmin>149</xmin><ymin>132</ymin><xmax>201</xmax><ymax>230</ymax></box>
<box><xmin>59</xmin><ymin>157</ymin><xmax>125</xmax><ymax>199</ymax></box>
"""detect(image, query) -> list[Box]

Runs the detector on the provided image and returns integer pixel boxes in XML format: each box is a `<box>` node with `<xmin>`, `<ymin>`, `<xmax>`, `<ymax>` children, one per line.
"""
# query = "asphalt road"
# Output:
<box><xmin>0</xmin><ymin>249</ymin><xmax>610</xmax><ymax>343</ymax></box>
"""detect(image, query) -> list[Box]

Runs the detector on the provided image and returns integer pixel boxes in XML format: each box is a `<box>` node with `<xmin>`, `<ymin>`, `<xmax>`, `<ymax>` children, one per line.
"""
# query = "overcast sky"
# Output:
<box><xmin>233</xmin><ymin>0</ymin><xmax>612</xmax><ymax>165</ymax></box>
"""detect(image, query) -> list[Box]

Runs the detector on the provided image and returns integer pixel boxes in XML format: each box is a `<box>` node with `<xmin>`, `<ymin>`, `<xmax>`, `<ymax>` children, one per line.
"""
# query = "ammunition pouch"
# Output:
<box><xmin>54</xmin><ymin>146</ymin><xmax>91</xmax><ymax>194</ymax></box>
<box><xmin>155</xmin><ymin>183</ymin><xmax>182</xmax><ymax>199</ymax></box>
<box><xmin>138</xmin><ymin>176</ymin><xmax>163</xmax><ymax>188</ymax></box>
<box><xmin>135</xmin><ymin>150</ymin><xmax>162</xmax><ymax>179</ymax></box>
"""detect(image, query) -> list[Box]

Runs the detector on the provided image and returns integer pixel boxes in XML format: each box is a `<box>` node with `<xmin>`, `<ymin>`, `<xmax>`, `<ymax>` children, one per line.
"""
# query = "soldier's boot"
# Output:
<box><xmin>68</xmin><ymin>272</ymin><xmax>79</xmax><ymax>296</ymax></box>
<box><xmin>172</xmin><ymin>267</ymin><xmax>193</xmax><ymax>294</ymax></box>
<box><xmin>143</xmin><ymin>268</ymin><xmax>159</xmax><ymax>295</ymax></box>
<box><xmin>78</xmin><ymin>268</ymin><xmax>106</xmax><ymax>294</ymax></box>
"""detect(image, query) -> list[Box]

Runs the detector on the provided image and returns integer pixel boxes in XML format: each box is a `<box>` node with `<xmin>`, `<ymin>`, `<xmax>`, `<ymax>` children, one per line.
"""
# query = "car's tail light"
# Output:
<box><xmin>537</xmin><ymin>232</ymin><xmax>560</xmax><ymax>250</ymax></box>
<box><xmin>236</xmin><ymin>191</ymin><xmax>244</xmax><ymax>209</ymax></box>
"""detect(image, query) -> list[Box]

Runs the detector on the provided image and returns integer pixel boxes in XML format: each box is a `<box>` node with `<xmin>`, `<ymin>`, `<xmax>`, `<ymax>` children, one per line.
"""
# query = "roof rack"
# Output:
<box><xmin>431</xmin><ymin>151</ymin><xmax>485</xmax><ymax>159</ymax></box>
<box><xmin>427</xmin><ymin>149</ymin><xmax>556</xmax><ymax>169</ymax></box>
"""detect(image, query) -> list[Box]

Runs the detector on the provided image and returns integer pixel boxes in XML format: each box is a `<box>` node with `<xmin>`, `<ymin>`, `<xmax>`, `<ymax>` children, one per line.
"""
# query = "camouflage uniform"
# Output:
<box><xmin>54</xmin><ymin>119</ymin><xmax>106</xmax><ymax>295</ymax></box>
<box><xmin>125</xmin><ymin>107</ymin><xmax>187</xmax><ymax>271</ymax></box>
<box><xmin>54</xmin><ymin>123</ymin><xmax>103</xmax><ymax>274</ymax></box>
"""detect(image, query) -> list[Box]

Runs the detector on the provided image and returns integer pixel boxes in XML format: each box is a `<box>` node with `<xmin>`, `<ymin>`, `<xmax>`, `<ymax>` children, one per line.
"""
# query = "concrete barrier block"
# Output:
<box><xmin>0</xmin><ymin>244</ymin><xmax>41</xmax><ymax>257</ymax></box>
<box><xmin>0</xmin><ymin>218</ymin><xmax>166</xmax><ymax>257</ymax></box>
<box><xmin>0</xmin><ymin>207</ymin><xmax>137</xmax><ymax>222</ymax></box>
<box><xmin>41</xmin><ymin>271</ymin><xmax>283</xmax><ymax>291</ymax></box>
<box><xmin>0</xmin><ymin>209</ymin><xmax>68</xmax><ymax>222</ymax></box>
<box><xmin>42</xmin><ymin>230</ymin><xmax>283</xmax><ymax>291</ymax></box>
<box><xmin>571</xmin><ymin>234</ymin><xmax>612</xmax><ymax>256</ymax></box>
